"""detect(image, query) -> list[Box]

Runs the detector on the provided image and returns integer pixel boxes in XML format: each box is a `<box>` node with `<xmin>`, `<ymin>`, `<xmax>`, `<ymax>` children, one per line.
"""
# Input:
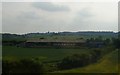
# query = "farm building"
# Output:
<box><xmin>24</xmin><ymin>39</ymin><xmax>86</xmax><ymax>48</ymax></box>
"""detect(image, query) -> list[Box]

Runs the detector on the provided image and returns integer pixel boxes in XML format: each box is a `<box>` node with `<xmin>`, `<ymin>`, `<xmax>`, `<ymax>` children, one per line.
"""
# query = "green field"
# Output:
<box><xmin>3</xmin><ymin>46</ymin><xmax>92</xmax><ymax>62</ymax></box>
<box><xmin>3</xmin><ymin>46</ymin><xmax>119</xmax><ymax>73</ymax></box>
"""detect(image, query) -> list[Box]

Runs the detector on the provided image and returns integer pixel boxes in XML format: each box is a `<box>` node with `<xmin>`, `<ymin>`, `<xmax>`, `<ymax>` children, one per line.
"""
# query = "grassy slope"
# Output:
<box><xmin>57</xmin><ymin>49</ymin><xmax>119</xmax><ymax>73</ymax></box>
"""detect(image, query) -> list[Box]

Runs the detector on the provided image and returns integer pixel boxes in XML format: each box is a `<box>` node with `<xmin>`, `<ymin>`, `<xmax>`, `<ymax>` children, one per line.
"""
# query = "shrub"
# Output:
<box><xmin>2</xmin><ymin>58</ymin><xmax>45</xmax><ymax>75</ymax></box>
<box><xmin>57</xmin><ymin>53</ymin><xmax>91</xmax><ymax>70</ymax></box>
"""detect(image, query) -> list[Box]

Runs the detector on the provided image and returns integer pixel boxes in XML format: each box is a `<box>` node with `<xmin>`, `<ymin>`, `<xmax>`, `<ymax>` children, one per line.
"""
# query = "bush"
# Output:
<box><xmin>2</xmin><ymin>58</ymin><xmax>45</xmax><ymax>75</ymax></box>
<box><xmin>90</xmin><ymin>49</ymin><xmax>101</xmax><ymax>63</ymax></box>
<box><xmin>57</xmin><ymin>50</ymin><xmax>102</xmax><ymax>70</ymax></box>
<box><xmin>57</xmin><ymin>53</ymin><xmax>91</xmax><ymax>70</ymax></box>
<box><xmin>112</xmin><ymin>38</ymin><xmax>120</xmax><ymax>49</ymax></box>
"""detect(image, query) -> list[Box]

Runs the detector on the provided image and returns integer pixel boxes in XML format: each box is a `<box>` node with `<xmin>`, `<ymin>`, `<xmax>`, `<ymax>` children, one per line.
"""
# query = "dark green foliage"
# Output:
<box><xmin>40</xmin><ymin>37</ymin><xmax>45</xmax><ymax>39</ymax></box>
<box><xmin>90</xmin><ymin>49</ymin><xmax>101</xmax><ymax>63</ymax></box>
<box><xmin>2</xmin><ymin>58</ymin><xmax>45</xmax><ymax>75</ymax></box>
<box><xmin>112</xmin><ymin>38</ymin><xmax>120</xmax><ymax>49</ymax></box>
<box><xmin>104</xmin><ymin>38</ymin><xmax>111</xmax><ymax>45</ymax></box>
<box><xmin>2</xmin><ymin>40</ymin><xmax>25</xmax><ymax>46</ymax></box>
<box><xmin>86</xmin><ymin>37</ymin><xmax>113</xmax><ymax>48</ymax></box>
<box><xmin>57</xmin><ymin>50</ymin><xmax>102</xmax><ymax>70</ymax></box>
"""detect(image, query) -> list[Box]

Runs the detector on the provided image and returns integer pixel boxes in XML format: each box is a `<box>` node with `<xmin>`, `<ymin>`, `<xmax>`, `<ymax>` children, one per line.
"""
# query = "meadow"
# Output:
<box><xmin>3</xmin><ymin>46</ymin><xmax>91</xmax><ymax>62</ymax></box>
<box><xmin>3</xmin><ymin>45</ymin><xmax>119</xmax><ymax>73</ymax></box>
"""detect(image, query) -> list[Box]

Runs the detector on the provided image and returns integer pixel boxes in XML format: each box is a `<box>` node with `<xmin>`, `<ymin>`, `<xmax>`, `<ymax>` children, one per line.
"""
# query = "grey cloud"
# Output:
<box><xmin>77</xmin><ymin>8</ymin><xmax>93</xmax><ymax>19</ymax></box>
<box><xmin>32</xmin><ymin>2</ymin><xmax>70</xmax><ymax>12</ymax></box>
<box><xmin>66</xmin><ymin>8</ymin><xmax>94</xmax><ymax>31</ymax></box>
<box><xmin>73</xmin><ymin>8</ymin><xmax>94</xmax><ymax>23</ymax></box>
<box><xmin>18</xmin><ymin>12</ymin><xmax>40</xmax><ymax>20</ymax></box>
<box><xmin>2</xmin><ymin>2</ymin><xmax>117</xmax><ymax>34</ymax></box>
<box><xmin>67</xmin><ymin>8</ymin><xmax>117</xmax><ymax>32</ymax></box>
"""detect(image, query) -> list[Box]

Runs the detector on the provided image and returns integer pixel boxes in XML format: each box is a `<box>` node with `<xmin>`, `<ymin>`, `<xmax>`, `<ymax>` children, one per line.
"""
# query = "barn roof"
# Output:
<box><xmin>26</xmin><ymin>39</ymin><xmax>86</xmax><ymax>43</ymax></box>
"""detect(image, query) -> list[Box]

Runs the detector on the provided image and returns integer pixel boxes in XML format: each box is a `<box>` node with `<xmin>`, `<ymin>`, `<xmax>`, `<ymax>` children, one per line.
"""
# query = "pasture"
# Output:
<box><xmin>3</xmin><ymin>46</ymin><xmax>91</xmax><ymax>62</ymax></box>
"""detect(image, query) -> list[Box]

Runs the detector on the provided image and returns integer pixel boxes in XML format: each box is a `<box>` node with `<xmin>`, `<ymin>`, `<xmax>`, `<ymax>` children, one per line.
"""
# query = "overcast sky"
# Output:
<box><xmin>2</xmin><ymin>2</ymin><xmax>118</xmax><ymax>34</ymax></box>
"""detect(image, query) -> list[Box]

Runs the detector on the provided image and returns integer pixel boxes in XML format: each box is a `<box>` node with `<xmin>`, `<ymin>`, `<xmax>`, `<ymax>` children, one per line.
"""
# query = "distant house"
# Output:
<box><xmin>24</xmin><ymin>39</ymin><xmax>86</xmax><ymax>48</ymax></box>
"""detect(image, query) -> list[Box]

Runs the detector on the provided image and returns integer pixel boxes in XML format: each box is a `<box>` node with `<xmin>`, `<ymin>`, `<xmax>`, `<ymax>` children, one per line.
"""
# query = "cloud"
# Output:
<box><xmin>71</xmin><ymin>8</ymin><xmax>94</xmax><ymax>25</ymax></box>
<box><xmin>77</xmin><ymin>8</ymin><xmax>93</xmax><ymax>18</ymax></box>
<box><xmin>2</xmin><ymin>2</ymin><xmax>118</xmax><ymax>34</ymax></box>
<box><xmin>32</xmin><ymin>2</ymin><xmax>70</xmax><ymax>12</ymax></box>
<box><xmin>0</xmin><ymin>3</ymin><xmax>2</xmax><ymax>32</ymax></box>
<box><xmin>18</xmin><ymin>12</ymin><xmax>40</xmax><ymax>20</ymax></box>
<box><xmin>66</xmin><ymin>7</ymin><xmax>117</xmax><ymax>32</ymax></box>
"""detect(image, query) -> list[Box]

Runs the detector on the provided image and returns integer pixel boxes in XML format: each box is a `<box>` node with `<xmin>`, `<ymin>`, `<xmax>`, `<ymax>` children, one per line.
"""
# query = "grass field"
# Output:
<box><xmin>3</xmin><ymin>46</ymin><xmax>119</xmax><ymax>73</ymax></box>
<box><xmin>3</xmin><ymin>46</ymin><xmax>91</xmax><ymax>62</ymax></box>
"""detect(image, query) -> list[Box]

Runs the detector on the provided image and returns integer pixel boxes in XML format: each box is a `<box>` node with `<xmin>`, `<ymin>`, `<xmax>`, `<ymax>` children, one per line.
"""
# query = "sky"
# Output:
<box><xmin>1</xmin><ymin>1</ymin><xmax>119</xmax><ymax>34</ymax></box>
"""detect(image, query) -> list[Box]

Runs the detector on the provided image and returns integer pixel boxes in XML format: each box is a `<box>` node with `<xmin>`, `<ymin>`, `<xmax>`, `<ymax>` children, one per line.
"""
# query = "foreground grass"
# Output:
<box><xmin>55</xmin><ymin>49</ymin><xmax>119</xmax><ymax>73</ymax></box>
<box><xmin>3</xmin><ymin>46</ymin><xmax>118</xmax><ymax>73</ymax></box>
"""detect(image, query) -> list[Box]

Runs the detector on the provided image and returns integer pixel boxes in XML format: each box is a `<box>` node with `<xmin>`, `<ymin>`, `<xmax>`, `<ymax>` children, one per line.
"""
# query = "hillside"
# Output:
<box><xmin>56</xmin><ymin>49</ymin><xmax>119</xmax><ymax>73</ymax></box>
<box><xmin>2</xmin><ymin>31</ymin><xmax>118</xmax><ymax>41</ymax></box>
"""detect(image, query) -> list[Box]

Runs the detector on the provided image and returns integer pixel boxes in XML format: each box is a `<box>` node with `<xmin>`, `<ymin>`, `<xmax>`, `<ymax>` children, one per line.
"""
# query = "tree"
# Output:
<box><xmin>113</xmin><ymin>38</ymin><xmax>120</xmax><ymax>49</ymax></box>
<box><xmin>57</xmin><ymin>53</ymin><xmax>91</xmax><ymax>70</ymax></box>
<box><xmin>90</xmin><ymin>49</ymin><xmax>101</xmax><ymax>63</ymax></box>
<box><xmin>2</xmin><ymin>58</ymin><xmax>45</xmax><ymax>75</ymax></box>
<box><xmin>104</xmin><ymin>38</ymin><xmax>111</xmax><ymax>45</ymax></box>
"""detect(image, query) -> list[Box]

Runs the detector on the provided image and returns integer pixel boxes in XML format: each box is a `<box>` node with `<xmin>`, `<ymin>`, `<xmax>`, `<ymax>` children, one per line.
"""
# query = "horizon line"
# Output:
<box><xmin>1</xmin><ymin>30</ymin><xmax>119</xmax><ymax>35</ymax></box>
